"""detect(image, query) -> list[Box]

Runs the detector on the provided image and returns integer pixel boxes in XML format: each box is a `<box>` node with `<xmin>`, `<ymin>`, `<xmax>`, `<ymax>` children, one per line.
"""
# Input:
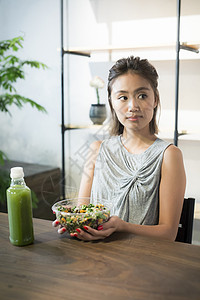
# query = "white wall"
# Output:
<box><xmin>0</xmin><ymin>0</ymin><xmax>200</xmax><ymax>205</ymax></box>
<box><xmin>0</xmin><ymin>0</ymin><xmax>61</xmax><ymax>167</ymax></box>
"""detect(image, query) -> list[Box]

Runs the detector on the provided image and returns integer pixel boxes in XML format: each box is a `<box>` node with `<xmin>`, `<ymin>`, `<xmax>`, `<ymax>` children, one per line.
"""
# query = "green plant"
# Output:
<box><xmin>0</xmin><ymin>169</ymin><xmax>10</xmax><ymax>205</ymax></box>
<box><xmin>0</xmin><ymin>36</ymin><xmax>48</xmax><ymax>207</ymax></box>
<box><xmin>0</xmin><ymin>36</ymin><xmax>47</xmax><ymax>115</ymax></box>
<box><xmin>0</xmin><ymin>150</ymin><xmax>8</xmax><ymax>165</ymax></box>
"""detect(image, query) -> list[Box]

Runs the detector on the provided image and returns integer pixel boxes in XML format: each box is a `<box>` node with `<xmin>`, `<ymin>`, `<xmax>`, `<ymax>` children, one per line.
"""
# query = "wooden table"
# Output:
<box><xmin>0</xmin><ymin>213</ymin><xmax>200</xmax><ymax>300</ymax></box>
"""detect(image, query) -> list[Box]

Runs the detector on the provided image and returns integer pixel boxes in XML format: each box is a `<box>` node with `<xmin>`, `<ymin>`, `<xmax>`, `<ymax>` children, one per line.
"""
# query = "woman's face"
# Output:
<box><xmin>110</xmin><ymin>72</ymin><xmax>157</xmax><ymax>135</ymax></box>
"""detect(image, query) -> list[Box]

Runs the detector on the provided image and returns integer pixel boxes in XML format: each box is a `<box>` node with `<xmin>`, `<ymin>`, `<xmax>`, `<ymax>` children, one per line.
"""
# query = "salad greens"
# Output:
<box><xmin>55</xmin><ymin>203</ymin><xmax>110</xmax><ymax>233</ymax></box>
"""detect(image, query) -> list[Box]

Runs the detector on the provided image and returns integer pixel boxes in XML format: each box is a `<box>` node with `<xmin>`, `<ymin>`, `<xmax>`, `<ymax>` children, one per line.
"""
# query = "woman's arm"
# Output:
<box><xmin>111</xmin><ymin>145</ymin><xmax>186</xmax><ymax>241</ymax></box>
<box><xmin>74</xmin><ymin>145</ymin><xmax>186</xmax><ymax>241</ymax></box>
<box><xmin>157</xmin><ymin>144</ymin><xmax>186</xmax><ymax>240</ymax></box>
<box><xmin>52</xmin><ymin>140</ymin><xmax>102</xmax><ymax>232</ymax></box>
<box><xmin>77</xmin><ymin>140</ymin><xmax>102</xmax><ymax>205</ymax></box>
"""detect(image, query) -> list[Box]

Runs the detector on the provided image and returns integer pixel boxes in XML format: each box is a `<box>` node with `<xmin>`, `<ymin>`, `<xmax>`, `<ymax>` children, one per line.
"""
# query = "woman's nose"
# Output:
<box><xmin>128</xmin><ymin>97</ymin><xmax>139</xmax><ymax>111</ymax></box>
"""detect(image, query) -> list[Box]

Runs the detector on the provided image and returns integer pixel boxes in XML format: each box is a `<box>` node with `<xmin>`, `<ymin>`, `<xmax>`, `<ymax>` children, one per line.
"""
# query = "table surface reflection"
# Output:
<box><xmin>0</xmin><ymin>212</ymin><xmax>200</xmax><ymax>300</ymax></box>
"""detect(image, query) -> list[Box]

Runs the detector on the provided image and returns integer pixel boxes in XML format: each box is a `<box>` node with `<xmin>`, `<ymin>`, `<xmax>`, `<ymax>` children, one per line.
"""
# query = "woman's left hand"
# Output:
<box><xmin>71</xmin><ymin>216</ymin><xmax>122</xmax><ymax>241</ymax></box>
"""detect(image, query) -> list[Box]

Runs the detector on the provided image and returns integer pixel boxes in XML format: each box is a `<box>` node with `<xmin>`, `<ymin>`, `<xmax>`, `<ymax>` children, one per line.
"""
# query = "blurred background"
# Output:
<box><xmin>0</xmin><ymin>0</ymin><xmax>199</xmax><ymax>243</ymax></box>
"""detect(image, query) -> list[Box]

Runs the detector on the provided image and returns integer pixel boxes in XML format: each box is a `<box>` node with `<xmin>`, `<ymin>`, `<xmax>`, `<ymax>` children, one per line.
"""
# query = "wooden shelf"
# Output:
<box><xmin>65</xmin><ymin>42</ymin><xmax>200</xmax><ymax>56</ymax></box>
<box><xmin>63</xmin><ymin>124</ymin><xmax>104</xmax><ymax>131</ymax></box>
<box><xmin>64</xmin><ymin>125</ymin><xmax>88</xmax><ymax>131</ymax></box>
<box><xmin>157</xmin><ymin>131</ymin><xmax>200</xmax><ymax>142</ymax></box>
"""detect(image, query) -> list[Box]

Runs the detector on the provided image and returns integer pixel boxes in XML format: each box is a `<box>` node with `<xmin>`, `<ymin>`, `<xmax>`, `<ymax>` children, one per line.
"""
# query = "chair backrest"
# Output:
<box><xmin>175</xmin><ymin>197</ymin><xmax>195</xmax><ymax>244</ymax></box>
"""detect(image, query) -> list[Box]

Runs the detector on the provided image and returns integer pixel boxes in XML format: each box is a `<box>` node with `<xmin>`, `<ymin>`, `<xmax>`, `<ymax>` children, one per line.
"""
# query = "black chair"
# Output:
<box><xmin>175</xmin><ymin>197</ymin><xmax>195</xmax><ymax>244</ymax></box>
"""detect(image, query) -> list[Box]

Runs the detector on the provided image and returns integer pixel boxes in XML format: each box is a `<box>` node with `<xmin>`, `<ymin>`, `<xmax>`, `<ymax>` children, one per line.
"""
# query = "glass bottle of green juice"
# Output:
<box><xmin>6</xmin><ymin>167</ymin><xmax>34</xmax><ymax>246</ymax></box>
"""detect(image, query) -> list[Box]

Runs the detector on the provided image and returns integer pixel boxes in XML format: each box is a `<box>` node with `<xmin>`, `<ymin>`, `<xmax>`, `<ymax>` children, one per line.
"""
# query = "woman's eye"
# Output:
<box><xmin>138</xmin><ymin>93</ymin><xmax>147</xmax><ymax>100</ymax></box>
<box><xmin>118</xmin><ymin>96</ymin><xmax>128</xmax><ymax>101</ymax></box>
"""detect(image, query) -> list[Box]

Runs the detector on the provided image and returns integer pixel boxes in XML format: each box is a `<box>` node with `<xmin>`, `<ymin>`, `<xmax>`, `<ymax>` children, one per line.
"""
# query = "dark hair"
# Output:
<box><xmin>107</xmin><ymin>56</ymin><xmax>160</xmax><ymax>136</ymax></box>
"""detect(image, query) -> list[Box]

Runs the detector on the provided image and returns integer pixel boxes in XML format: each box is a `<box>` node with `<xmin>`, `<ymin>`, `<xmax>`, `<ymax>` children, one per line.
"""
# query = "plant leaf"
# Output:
<box><xmin>0</xmin><ymin>35</ymin><xmax>48</xmax><ymax>114</ymax></box>
<box><xmin>0</xmin><ymin>169</ymin><xmax>10</xmax><ymax>204</ymax></box>
<box><xmin>0</xmin><ymin>151</ymin><xmax>9</xmax><ymax>165</ymax></box>
<box><xmin>0</xmin><ymin>93</ymin><xmax>47</xmax><ymax>114</ymax></box>
<box><xmin>21</xmin><ymin>60</ymin><xmax>48</xmax><ymax>70</ymax></box>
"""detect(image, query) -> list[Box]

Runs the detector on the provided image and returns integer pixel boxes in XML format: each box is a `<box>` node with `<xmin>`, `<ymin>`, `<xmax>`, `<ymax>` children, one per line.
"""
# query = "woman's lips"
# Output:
<box><xmin>127</xmin><ymin>115</ymin><xmax>141</xmax><ymax>121</ymax></box>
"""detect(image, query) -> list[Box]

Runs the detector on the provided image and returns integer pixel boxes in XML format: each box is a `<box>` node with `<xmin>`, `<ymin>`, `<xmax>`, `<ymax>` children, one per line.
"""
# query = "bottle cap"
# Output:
<box><xmin>10</xmin><ymin>167</ymin><xmax>24</xmax><ymax>179</ymax></box>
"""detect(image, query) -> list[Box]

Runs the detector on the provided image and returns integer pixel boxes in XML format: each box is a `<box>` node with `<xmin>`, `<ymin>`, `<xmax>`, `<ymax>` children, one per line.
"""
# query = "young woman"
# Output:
<box><xmin>54</xmin><ymin>56</ymin><xmax>186</xmax><ymax>241</ymax></box>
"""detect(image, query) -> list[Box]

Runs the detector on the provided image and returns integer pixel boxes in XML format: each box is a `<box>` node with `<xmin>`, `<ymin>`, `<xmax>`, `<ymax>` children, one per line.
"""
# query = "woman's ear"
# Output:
<box><xmin>154</xmin><ymin>91</ymin><xmax>159</xmax><ymax>108</ymax></box>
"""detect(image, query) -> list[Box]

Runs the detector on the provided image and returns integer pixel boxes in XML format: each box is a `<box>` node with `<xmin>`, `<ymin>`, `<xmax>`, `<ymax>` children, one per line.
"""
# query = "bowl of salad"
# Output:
<box><xmin>52</xmin><ymin>198</ymin><xmax>110</xmax><ymax>233</ymax></box>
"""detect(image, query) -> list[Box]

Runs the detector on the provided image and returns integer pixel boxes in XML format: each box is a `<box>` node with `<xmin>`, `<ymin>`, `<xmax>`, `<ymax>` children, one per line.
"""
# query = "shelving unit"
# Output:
<box><xmin>60</xmin><ymin>0</ymin><xmax>91</xmax><ymax>198</ymax></box>
<box><xmin>174</xmin><ymin>0</ymin><xmax>199</xmax><ymax>146</ymax></box>
<box><xmin>64</xmin><ymin>42</ymin><xmax>199</xmax><ymax>58</ymax></box>
<box><xmin>60</xmin><ymin>0</ymin><xmax>199</xmax><ymax>199</ymax></box>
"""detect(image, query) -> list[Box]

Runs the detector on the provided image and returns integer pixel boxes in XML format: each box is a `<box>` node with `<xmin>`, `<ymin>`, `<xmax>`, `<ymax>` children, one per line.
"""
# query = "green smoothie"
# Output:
<box><xmin>7</xmin><ymin>185</ymin><xmax>34</xmax><ymax>246</ymax></box>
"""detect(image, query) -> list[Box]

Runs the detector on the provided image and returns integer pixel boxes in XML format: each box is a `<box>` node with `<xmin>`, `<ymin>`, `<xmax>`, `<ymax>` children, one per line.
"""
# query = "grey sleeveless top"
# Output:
<box><xmin>91</xmin><ymin>136</ymin><xmax>171</xmax><ymax>225</ymax></box>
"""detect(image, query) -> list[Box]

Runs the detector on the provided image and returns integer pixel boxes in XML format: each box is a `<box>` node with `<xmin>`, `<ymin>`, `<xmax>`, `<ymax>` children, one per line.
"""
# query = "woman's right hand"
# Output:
<box><xmin>52</xmin><ymin>220</ymin><xmax>67</xmax><ymax>234</ymax></box>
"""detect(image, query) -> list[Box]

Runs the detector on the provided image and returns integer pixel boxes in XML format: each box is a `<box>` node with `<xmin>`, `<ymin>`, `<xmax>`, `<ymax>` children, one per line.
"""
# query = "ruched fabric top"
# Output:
<box><xmin>91</xmin><ymin>136</ymin><xmax>171</xmax><ymax>225</ymax></box>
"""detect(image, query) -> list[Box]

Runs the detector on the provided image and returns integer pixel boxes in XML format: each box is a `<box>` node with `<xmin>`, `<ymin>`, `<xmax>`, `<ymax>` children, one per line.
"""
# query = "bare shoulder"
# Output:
<box><xmin>90</xmin><ymin>140</ymin><xmax>102</xmax><ymax>151</ymax></box>
<box><xmin>163</xmin><ymin>144</ymin><xmax>183</xmax><ymax>163</ymax></box>
<box><xmin>85</xmin><ymin>140</ymin><xmax>102</xmax><ymax>163</ymax></box>
<box><xmin>162</xmin><ymin>144</ymin><xmax>185</xmax><ymax>177</ymax></box>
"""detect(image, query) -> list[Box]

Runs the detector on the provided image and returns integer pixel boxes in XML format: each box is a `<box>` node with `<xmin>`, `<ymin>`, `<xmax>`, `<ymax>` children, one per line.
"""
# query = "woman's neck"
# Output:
<box><xmin>121</xmin><ymin>129</ymin><xmax>157</xmax><ymax>154</ymax></box>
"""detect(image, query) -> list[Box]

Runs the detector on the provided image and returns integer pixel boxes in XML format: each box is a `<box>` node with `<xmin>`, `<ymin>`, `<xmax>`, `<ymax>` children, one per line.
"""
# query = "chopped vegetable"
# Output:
<box><xmin>55</xmin><ymin>203</ymin><xmax>110</xmax><ymax>233</ymax></box>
